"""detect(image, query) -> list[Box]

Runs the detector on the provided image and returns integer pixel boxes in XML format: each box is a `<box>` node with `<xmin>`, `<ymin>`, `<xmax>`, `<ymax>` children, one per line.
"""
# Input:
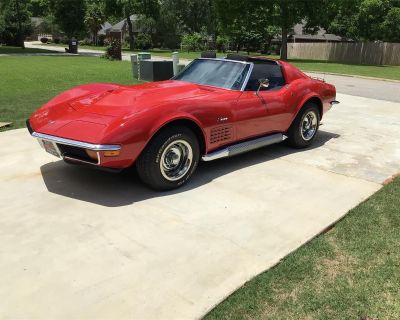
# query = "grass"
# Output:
<box><xmin>290</xmin><ymin>59</ymin><xmax>400</xmax><ymax>81</ymax></box>
<box><xmin>205</xmin><ymin>177</ymin><xmax>400</xmax><ymax>320</ymax></box>
<box><xmin>33</xmin><ymin>43</ymin><xmax>400</xmax><ymax>80</ymax></box>
<box><xmin>33</xmin><ymin>43</ymin><xmax>278</xmax><ymax>60</ymax></box>
<box><xmin>0</xmin><ymin>45</ymin><xmax>58</xmax><ymax>54</ymax></box>
<box><xmin>0</xmin><ymin>56</ymin><xmax>140</xmax><ymax>131</ymax></box>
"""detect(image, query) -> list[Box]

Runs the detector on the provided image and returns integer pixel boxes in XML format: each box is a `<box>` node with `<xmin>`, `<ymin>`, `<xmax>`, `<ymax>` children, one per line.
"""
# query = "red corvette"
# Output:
<box><xmin>27</xmin><ymin>56</ymin><xmax>338</xmax><ymax>190</ymax></box>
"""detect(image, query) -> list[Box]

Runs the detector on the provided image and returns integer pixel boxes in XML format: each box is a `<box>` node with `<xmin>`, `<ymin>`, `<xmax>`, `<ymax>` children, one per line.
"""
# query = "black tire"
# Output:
<box><xmin>286</xmin><ymin>103</ymin><xmax>320</xmax><ymax>148</ymax></box>
<box><xmin>136</xmin><ymin>126</ymin><xmax>200</xmax><ymax>191</ymax></box>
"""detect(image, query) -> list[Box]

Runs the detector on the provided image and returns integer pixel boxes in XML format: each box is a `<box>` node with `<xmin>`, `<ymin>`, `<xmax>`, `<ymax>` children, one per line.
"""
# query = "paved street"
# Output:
<box><xmin>307</xmin><ymin>72</ymin><xmax>400</xmax><ymax>103</ymax></box>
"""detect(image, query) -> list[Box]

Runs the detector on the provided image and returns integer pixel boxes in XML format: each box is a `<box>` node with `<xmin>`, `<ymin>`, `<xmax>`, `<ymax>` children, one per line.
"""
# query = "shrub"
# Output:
<box><xmin>80</xmin><ymin>38</ymin><xmax>92</xmax><ymax>46</ymax></box>
<box><xmin>135</xmin><ymin>33</ymin><xmax>152</xmax><ymax>50</ymax></box>
<box><xmin>53</xmin><ymin>38</ymin><xmax>60</xmax><ymax>44</ymax></box>
<box><xmin>216</xmin><ymin>35</ymin><xmax>230</xmax><ymax>52</ymax></box>
<box><xmin>102</xmin><ymin>38</ymin><xmax>121</xmax><ymax>60</ymax></box>
<box><xmin>181</xmin><ymin>32</ymin><xmax>205</xmax><ymax>51</ymax></box>
<box><xmin>40</xmin><ymin>37</ymin><xmax>48</xmax><ymax>44</ymax></box>
<box><xmin>103</xmin><ymin>38</ymin><xmax>111</xmax><ymax>47</ymax></box>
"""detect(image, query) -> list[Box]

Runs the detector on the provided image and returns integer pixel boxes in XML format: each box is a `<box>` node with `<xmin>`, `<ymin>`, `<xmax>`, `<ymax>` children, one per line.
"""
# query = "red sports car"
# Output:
<box><xmin>27</xmin><ymin>56</ymin><xmax>338</xmax><ymax>190</ymax></box>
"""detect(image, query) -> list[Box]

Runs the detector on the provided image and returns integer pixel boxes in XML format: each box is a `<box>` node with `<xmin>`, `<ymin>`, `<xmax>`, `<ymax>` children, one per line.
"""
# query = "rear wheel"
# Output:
<box><xmin>136</xmin><ymin>126</ymin><xmax>199</xmax><ymax>190</ymax></box>
<box><xmin>287</xmin><ymin>103</ymin><xmax>320</xmax><ymax>148</ymax></box>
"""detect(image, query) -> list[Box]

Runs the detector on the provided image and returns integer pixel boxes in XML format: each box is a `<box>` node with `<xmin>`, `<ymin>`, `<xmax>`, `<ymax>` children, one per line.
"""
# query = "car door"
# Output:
<box><xmin>234</xmin><ymin>62</ymin><xmax>294</xmax><ymax>140</ymax></box>
<box><xmin>234</xmin><ymin>88</ymin><xmax>293</xmax><ymax>140</ymax></box>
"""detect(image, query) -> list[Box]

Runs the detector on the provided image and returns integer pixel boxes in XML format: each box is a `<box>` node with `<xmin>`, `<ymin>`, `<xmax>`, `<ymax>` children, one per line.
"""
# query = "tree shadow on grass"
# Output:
<box><xmin>40</xmin><ymin>130</ymin><xmax>339</xmax><ymax>207</ymax></box>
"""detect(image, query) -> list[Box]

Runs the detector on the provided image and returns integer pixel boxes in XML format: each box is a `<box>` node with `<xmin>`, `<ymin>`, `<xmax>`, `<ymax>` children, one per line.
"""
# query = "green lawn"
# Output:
<box><xmin>0</xmin><ymin>46</ymin><xmax>58</xmax><ymax>54</ymax></box>
<box><xmin>32</xmin><ymin>43</ymin><xmax>400</xmax><ymax>80</ymax></box>
<box><xmin>205</xmin><ymin>177</ymin><xmax>400</xmax><ymax>320</ymax></box>
<box><xmin>0</xmin><ymin>56</ymin><xmax>139</xmax><ymax>131</ymax></box>
<box><xmin>33</xmin><ymin>43</ymin><xmax>277</xmax><ymax>60</ymax></box>
<box><xmin>290</xmin><ymin>59</ymin><xmax>400</xmax><ymax>81</ymax></box>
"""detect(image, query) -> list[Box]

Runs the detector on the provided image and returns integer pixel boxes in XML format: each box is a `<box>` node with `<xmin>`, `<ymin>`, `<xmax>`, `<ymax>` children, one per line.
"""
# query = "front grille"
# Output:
<box><xmin>57</xmin><ymin>144</ymin><xmax>97</xmax><ymax>163</ymax></box>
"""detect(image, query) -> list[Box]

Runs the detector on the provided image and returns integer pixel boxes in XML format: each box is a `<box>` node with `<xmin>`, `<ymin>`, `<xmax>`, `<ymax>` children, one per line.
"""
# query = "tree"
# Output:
<box><xmin>267</xmin><ymin>0</ymin><xmax>333</xmax><ymax>60</ymax></box>
<box><xmin>316</xmin><ymin>0</ymin><xmax>362</xmax><ymax>40</ymax></box>
<box><xmin>27</xmin><ymin>0</ymin><xmax>50</xmax><ymax>16</ymax></box>
<box><xmin>104</xmin><ymin>0</ymin><xmax>159</xmax><ymax>50</ymax></box>
<box><xmin>0</xmin><ymin>0</ymin><xmax>32</xmax><ymax>47</ymax></box>
<box><xmin>85</xmin><ymin>0</ymin><xmax>105</xmax><ymax>44</ymax></box>
<box><xmin>215</xmin><ymin>0</ymin><xmax>271</xmax><ymax>53</ymax></box>
<box><xmin>49</xmin><ymin>0</ymin><xmax>86</xmax><ymax>38</ymax></box>
<box><xmin>383</xmin><ymin>6</ymin><xmax>400</xmax><ymax>42</ymax></box>
<box><xmin>357</xmin><ymin>0</ymin><xmax>400</xmax><ymax>42</ymax></box>
<box><xmin>316</xmin><ymin>0</ymin><xmax>400</xmax><ymax>42</ymax></box>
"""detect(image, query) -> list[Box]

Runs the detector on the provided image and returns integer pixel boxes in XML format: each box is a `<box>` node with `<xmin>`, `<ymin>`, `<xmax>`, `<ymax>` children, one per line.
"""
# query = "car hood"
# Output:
<box><xmin>68</xmin><ymin>80</ymin><xmax>227</xmax><ymax>117</ymax></box>
<box><xmin>29</xmin><ymin>80</ymin><xmax>236</xmax><ymax>143</ymax></box>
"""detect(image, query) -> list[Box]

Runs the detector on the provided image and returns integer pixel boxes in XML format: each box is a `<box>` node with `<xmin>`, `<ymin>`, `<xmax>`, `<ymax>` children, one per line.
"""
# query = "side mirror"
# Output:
<box><xmin>256</xmin><ymin>78</ymin><xmax>269</xmax><ymax>97</ymax></box>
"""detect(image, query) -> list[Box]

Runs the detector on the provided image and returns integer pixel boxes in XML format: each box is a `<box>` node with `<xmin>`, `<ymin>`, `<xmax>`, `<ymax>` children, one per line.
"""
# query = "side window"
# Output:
<box><xmin>245</xmin><ymin>63</ymin><xmax>285</xmax><ymax>91</ymax></box>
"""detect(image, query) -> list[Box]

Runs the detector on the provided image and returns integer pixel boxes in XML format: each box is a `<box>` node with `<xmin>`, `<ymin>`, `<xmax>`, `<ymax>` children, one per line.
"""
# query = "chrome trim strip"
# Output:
<box><xmin>202</xmin><ymin>133</ymin><xmax>287</xmax><ymax>161</ymax></box>
<box><xmin>198</xmin><ymin>57</ymin><xmax>250</xmax><ymax>64</ymax></box>
<box><xmin>202</xmin><ymin>149</ymin><xmax>229</xmax><ymax>161</ymax></box>
<box><xmin>240</xmin><ymin>63</ymin><xmax>254</xmax><ymax>92</ymax></box>
<box><xmin>31</xmin><ymin>132</ymin><xmax>121</xmax><ymax>151</ymax></box>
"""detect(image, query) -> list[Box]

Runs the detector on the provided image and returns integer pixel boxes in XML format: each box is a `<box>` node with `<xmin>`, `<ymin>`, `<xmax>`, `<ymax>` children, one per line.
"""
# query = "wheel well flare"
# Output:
<box><xmin>155</xmin><ymin>119</ymin><xmax>206</xmax><ymax>154</ymax></box>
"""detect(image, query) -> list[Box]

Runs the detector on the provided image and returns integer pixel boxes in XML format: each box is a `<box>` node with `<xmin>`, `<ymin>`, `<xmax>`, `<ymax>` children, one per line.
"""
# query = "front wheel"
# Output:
<box><xmin>286</xmin><ymin>103</ymin><xmax>320</xmax><ymax>148</ymax></box>
<box><xmin>136</xmin><ymin>126</ymin><xmax>199</xmax><ymax>190</ymax></box>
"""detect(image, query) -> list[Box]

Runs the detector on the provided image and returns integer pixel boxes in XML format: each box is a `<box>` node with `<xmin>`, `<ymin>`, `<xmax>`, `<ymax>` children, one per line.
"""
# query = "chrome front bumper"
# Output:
<box><xmin>31</xmin><ymin>131</ymin><xmax>121</xmax><ymax>151</ymax></box>
<box><xmin>29</xmin><ymin>129</ymin><xmax>120</xmax><ymax>166</ymax></box>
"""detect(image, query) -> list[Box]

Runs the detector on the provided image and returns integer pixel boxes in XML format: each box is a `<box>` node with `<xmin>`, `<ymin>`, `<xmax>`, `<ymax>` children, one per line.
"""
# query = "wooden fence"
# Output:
<box><xmin>288</xmin><ymin>42</ymin><xmax>400</xmax><ymax>65</ymax></box>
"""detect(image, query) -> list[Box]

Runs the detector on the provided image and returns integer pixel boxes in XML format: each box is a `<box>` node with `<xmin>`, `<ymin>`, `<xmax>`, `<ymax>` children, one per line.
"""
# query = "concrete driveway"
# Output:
<box><xmin>1</xmin><ymin>91</ymin><xmax>400</xmax><ymax>319</ymax></box>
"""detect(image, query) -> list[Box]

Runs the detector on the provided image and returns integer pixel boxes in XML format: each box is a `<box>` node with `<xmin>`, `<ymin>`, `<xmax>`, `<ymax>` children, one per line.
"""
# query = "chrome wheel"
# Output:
<box><xmin>300</xmin><ymin>110</ymin><xmax>318</xmax><ymax>141</ymax></box>
<box><xmin>160</xmin><ymin>140</ymin><xmax>193</xmax><ymax>181</ymax></box>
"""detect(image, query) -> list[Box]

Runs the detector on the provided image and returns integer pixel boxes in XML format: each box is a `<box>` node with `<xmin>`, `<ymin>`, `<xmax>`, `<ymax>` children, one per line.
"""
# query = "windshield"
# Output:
<box><xmin>173</xmin><ymin>59</ymin><xmax>250</xmax><ymax>90</ymax></box>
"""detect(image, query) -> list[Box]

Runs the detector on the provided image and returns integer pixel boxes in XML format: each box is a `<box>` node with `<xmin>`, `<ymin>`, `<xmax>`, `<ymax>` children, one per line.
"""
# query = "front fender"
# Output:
<box><xmin>101</xmin><ymin>110</ymin><xmax>206</xmax><ymax>168</ymax></box>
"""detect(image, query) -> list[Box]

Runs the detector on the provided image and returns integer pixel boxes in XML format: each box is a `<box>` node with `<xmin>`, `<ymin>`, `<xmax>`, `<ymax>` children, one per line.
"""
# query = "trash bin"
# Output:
<box><xmin>68</xmin><ymin>38</ymin><xmax>78</xmax><ymax>54</ymax></box>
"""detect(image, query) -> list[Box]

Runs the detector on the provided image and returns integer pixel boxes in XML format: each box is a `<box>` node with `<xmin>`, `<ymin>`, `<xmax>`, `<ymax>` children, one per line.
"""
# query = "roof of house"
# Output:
<box><xmin>110</xmin><ymin>15</ymin><xmax>140</xmax><ymax>32</ymax></box>
<box><xmin>290</xmin><ymin>22</ymin><xmax>349</xmax><ymax>42</ymax></box>
<box><xmin>97</xmin><ymin>21</ymin><xmax>112</xmax><ymax>36</ymax></box>
<box><xmin>291</xmin><ymin>33</ymin><xmax>343</xmax><ymax>42</ymax></box>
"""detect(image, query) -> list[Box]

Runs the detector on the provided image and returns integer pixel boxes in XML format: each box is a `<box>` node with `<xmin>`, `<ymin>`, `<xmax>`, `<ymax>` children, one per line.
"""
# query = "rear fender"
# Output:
<box><xmin>292</xmin><ymin>93</ymin><xmax>323</xmax><ymax>122</ymax></box>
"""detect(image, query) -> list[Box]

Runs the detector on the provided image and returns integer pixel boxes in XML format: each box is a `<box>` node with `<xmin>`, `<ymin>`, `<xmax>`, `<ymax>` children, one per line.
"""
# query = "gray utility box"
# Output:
<box><xmin>139</xmin><ymin>60</ymin><xmax>174</xmax><ymax>82</ymax></box>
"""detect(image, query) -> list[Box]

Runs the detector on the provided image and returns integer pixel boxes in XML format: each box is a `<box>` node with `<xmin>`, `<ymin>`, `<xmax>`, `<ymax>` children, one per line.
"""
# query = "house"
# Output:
<box><xmin>105</xmin><ymin>15</ymin><xmax>144</xmax><ymax>40</ymax></box>
<box><xmin>289</xmin><ymin>23</ymin><xmax>352</xmax><ymax>43</ymax></box>
<box><xmin>97</xmin><ymin>22</ymin><xmax>113</xmax><ymax>37</ymax></box>
<box><xmin>102</xmin><ymin>15</ymin><xmax>179</xmax><ymax>48</ymax></box>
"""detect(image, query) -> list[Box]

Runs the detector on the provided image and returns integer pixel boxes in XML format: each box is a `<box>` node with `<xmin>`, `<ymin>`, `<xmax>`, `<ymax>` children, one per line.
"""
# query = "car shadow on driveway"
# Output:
<box><xmin>40</xmin><ymin>130</ymin><xmax>340</xmax><ymax>207</ymax></box>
